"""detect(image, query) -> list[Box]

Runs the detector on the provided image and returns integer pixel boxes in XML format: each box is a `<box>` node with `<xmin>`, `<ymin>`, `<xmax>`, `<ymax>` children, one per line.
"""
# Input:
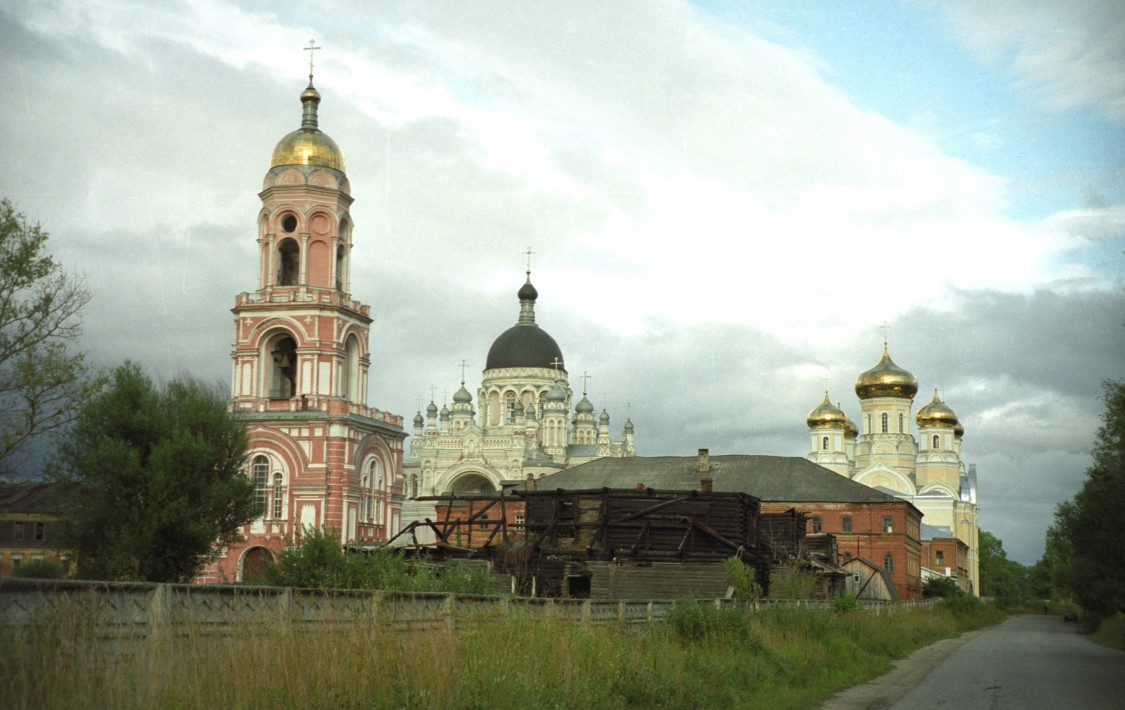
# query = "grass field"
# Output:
<box><xmin>1</xmin><ymin>597</ymin><xmax>1005</xmax><ymax>709</ymax></box>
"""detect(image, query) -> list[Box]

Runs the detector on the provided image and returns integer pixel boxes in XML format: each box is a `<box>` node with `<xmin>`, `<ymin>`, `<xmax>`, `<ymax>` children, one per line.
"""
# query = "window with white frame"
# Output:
<box><xmin>272</xmin><ymin>473</ymin><xmax>284</xmax><ymax>519</ymax></box>
<box><xmin>252</xmin><ymin>456</ymin><xmax>269</xmax><ymax>516</ymax></box>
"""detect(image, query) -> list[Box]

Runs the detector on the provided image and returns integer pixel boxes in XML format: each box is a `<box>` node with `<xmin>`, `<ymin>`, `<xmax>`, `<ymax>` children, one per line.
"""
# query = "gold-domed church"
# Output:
<box><xmin>199</xmin><ymin>66</ymin><xmax>407</xmax><ymax>582</ymax></box>
<box><xmin>402</xmin><ymin>270</ymin><xmax>635</xmax><ymax>538</ymax></box>
<box><xmin>806</xmin><ymin>343</ymin><xmax>980</xmax><ymax>594</ymax></box>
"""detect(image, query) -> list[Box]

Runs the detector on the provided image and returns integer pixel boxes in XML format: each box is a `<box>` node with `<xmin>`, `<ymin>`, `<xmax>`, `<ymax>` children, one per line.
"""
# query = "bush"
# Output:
<box><xmin>938</xmin><ymin>593</ymin><xmax>982</xmax><ymax>614</ymax></box>
<box><xmin>723</xmin><ymin>556</ymin><xmax>762</xmax><ymax>602</ymax></box>
<box><xmin>922</xmin><ymin>575</ymin><xmax>963</xmax><ymax>598</ymax></box>
<box><xmin>831</xmin><ymin>591</ymin><xmax>859</xmax><ymax>612</ymax></box>
<box><xmin>259</xmin><ymin>527</ymin><xmax>498</xmax><ymax>594</ymax></box>
<box><xmin>12</xmin><ymin>559</ymin><xmax>64</xmax><ymax>579</ymax></box>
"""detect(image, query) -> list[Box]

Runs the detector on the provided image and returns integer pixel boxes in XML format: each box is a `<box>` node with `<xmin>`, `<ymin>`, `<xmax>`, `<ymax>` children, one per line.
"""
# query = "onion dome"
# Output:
<box><xmin>546</xmin><ymin>384</ymin><xmax>566</xmax><ymax>403</ymax></box>
<box><xmin>954</xmin><ymin>421</ymin><xmax>965</xmax><ymax>439</ymax></box>
<box><xmin>844</xmin><ymin>413</ymin><xmax>858</xmax><ymax>439</ymax></box>
<box><xmin>426</xmin><ymin>401</ymin><xmax>438</xmax><ymax>416</ymax></box>
<box><xmin>413</xmin><ymin>412</ymin><xmax>424</xmax><ymax>427</ymax></box>
<box><xmin>855</xmin><ymin>345</ymin><xmax>918</xmax><ymax>400</ymax></box>
<box><xmin>806</xmin><ymin>392</ymin><xmax>848</xmax><ymax>429</ymax></box>
<box><xmin>575</xmin><ymin>395</ymin><xmax>595</xmax><ymax>414</ymax></box>
<box><xmin>624</xmin><ymin>418</ymin><xmax>634</xmax><ymax>434</ymax></box>
<box><xmin>485</xmin><ymin>273</ymin><xmax>565</xmax><ymax>372</ymax></box>
<box><xmin>453</xmin><ymin>385</ymin><xmax>473</xmax><ymax>404</ymax></box>
<box><xmin>270</xmin><ymin>83</ymin><xmax>346</xmax><ymax>172</ymax></box>
<box><xmin>916</xmin><ymin>389</ymin><xmax>959</xmax><ymax>428</ymax></box>
<box><xmin>599</xmin><ymin>409</ymin><xmax>610</xmax><ymax>425</ymax></box>
<box><xmin>439</xmin><ymin>404</ymin><xmax>450</xmax><ymax>421</ymax></box>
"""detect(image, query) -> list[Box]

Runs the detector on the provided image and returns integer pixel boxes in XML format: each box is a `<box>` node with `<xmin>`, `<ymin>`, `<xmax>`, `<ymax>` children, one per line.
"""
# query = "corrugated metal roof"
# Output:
<box><xmin>538</xmin><ymin>455</ymin><xmax>906</xmax><ymax>505</ymax></box>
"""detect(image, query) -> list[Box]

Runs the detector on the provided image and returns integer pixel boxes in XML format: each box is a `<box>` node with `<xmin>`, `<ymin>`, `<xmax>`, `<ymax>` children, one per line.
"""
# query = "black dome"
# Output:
<box><xmin>485</xmin><ymin>325</ymin><xmax>565</xmax><ymax>371</ymax></box>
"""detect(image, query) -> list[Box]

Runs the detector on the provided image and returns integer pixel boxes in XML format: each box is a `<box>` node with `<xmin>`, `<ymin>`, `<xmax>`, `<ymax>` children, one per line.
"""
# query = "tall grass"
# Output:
<box><xmin>1</xmin><ymin>597</ymin><xmax>1005</xmax><ymax>709</ymax></box>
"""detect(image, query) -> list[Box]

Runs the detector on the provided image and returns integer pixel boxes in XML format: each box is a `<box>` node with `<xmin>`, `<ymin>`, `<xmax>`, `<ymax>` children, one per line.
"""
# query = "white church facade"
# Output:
<box><xmin>805</xmin><ymin>344</ymin><xmax>980</xmax><ymax>593</ymax></box>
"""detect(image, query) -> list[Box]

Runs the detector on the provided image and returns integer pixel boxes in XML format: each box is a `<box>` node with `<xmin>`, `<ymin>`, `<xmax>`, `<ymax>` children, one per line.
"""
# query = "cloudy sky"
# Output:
<box><xmin>2</xmin><ymin>1</ymin><xmax>1122</xmax><ymax>564</ymax></box>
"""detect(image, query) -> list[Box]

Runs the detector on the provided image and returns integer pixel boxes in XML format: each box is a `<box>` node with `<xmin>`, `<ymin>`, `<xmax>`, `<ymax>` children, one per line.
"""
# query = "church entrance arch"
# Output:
<box><xmin>446</xmin><ymin>472</ymin><xmax>497</xmax><ymax>495</ymax></box>
<box><xmin>239</xmin><ymin>546</ymin><xmax>276</xmax><ymax>583</ymax></box>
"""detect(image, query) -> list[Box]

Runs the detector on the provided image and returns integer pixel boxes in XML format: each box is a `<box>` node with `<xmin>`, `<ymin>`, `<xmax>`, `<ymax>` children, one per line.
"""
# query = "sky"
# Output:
<box><xmin>1</xmin><ymin>0</ymin><xmax>1122</xmax><ymax>565</ymax></box>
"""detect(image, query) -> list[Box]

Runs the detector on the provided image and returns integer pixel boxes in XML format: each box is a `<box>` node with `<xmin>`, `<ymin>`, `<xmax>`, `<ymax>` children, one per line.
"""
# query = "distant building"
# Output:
<box><xmin>805</xmin><ymin>343</ymin><xmax>980</xmax><ymax>594</ymax></box>
<box><xmin>0</xmin><ymin>482</ymin><xmax>69</xmax><ymax>577</ymax></box>
<box><xmin>536</xmin><ymin>451</ymin><xmax>924</xmax><ymax>599</ymax></box>
<box><xmin>402</xmin><ymin>275</ymin><xmax>635</xmax><ymax>539</ymax></box>
<box><xmin>198</xmin><ymin>77</ymin><xmax>406</xmax><ymax>583</ymax></box>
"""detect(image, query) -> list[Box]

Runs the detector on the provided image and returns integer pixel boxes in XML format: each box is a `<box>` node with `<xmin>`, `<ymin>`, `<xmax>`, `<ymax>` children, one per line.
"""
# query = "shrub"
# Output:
<box><xmin>11</xmin><ymin>559</ymin><xmax>64</xmax><ymax>579</ymax></box>
<box><xmin>723</xmin><ymin>556</ymin><xmax>762</xmax><ymax>602</ymax></box>
<box><xmin>831</xmin><ymin>591</ymin><xmax>859</xmax><ymax>613</ymax></box>
<box><xmin>922</xmin><ymin>575</ymin><xmax>963</xmax><ymax>598</ymax></box>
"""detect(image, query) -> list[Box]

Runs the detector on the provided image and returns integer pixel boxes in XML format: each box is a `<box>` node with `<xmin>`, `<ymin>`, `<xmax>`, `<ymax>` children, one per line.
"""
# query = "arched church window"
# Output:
<box><xmin>933</xmin><ymin>434</ymin><xmax>940</xmax><ymax>449</ymax></box>
<box><xmin>881</xmin><ymin>412</ymin><xmax>889</xmax><ymax>433</ymax></box>
<box><xmin>361</xmin><ymin>471</ymin><xmax>371</xmax><ymax>521</ymax></box>
<box><xmin>883</xmin><ymin>553</ymin><xmax>894</xmax><ymax>573</ymax></box>
<box><xmin>865</xmin><ymin>415</ymin><xmax>871</xmax><ymax>434</ymax></box>
<box><xmin>898</xmin><ymin>413</ymin><xmax>905</xmax><ymax>433</ymax></box>
<box><xmin>277</xmin><ymin>238</ymin><xmax>299</xmax><ymax>286</ymax></box>
<box><xmin>252</xmin><ymin>456</ymin><xmax>269</xmax><ymax>516</ymax></box>
<box><xmin>272</xmin><ymin>473</ymin><xmax>283</xmax><ymax>519</ymax></box>
<box><xmin>269</xmin><ymin>336</ymin><xmax>298</xmax><ymax>398</ymax></box>
<box><xmin>368</xmin><ymin>459</ymin><xmax>384</xmax><ymax>524</ymax></box>
<box><xmin>335</xmin><ymin>244</ymin><xmax>346</xmax><ymax>291</ymax></box>
<box><xmin>505</xmin><ymin>392</ymin><xmax>517</xmax><ymax>423</ymax></box>
<box><xmin>822</xmin><ymin>436</ymin><xmax>829</xmax><ymax>451</ymax></box>
<box><xmin>342</xmin><ymin>335</ymin><xmax>360</xmax><ymax>402</ymax></box>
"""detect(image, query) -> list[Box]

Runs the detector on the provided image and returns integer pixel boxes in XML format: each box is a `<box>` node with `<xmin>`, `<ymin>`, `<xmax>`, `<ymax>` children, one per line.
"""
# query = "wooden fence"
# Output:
<box><xmin>0</xmin><ymin>578</ymin><xmax>938</xmax><ymax>641</ymax></box>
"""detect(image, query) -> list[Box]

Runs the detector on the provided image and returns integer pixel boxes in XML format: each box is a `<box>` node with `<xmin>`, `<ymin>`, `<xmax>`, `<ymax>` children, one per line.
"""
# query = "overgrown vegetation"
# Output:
<box><xmin>0</xmin><ymin>597</ymin><xmax>1004</xmax><ymax>709</ymax></box>
<box><xmin>257</xmin><ymin>527</ymin><xmax>496</xmax><ymax>594</ymax></box>
<box><xmin>10</xmin><ymin>559</ymin><xmax>64</xmax><ymax>580</ymax></box>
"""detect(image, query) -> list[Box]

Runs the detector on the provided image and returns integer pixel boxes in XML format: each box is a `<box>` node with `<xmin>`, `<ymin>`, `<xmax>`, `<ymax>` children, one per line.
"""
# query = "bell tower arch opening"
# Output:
<box><xmin>277</xmin><ymin>238</ymin><xmax>300</xmax><ymax>286</ymax></box>
<box><xmin>268</xmin><ymin>333</ymin><xmax>298</xmax><ymax>399</ymax></box>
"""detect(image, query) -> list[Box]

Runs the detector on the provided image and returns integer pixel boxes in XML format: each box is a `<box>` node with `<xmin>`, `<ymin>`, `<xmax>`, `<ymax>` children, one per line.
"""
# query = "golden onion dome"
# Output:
<box><xmin>916</xmin><ymin>389</ymin><xmax>959</xmax><ymax>428</ymax></box>
<box><xmin>855</xmin><ymin>345</ymin><xmax>918</xmax><ymax>400</ymax></box>
<box><xmin>844</xmin><ymin>414</ymin><xmax>858</xmax><ymax>438</ymax></box>
<box><xmin>954</xmin><ymin>421</ymin><xmax>965</xmax><ymax>438</ymax></box>
<box><xmin>270</xmin><ymin>84</ymin><xmax>346</xmax><ymax>172</ymax></box>
<box><xmin>806</xmin><ymin>392</ymin><xmax>848</xmax><ymax>429</ymax></box>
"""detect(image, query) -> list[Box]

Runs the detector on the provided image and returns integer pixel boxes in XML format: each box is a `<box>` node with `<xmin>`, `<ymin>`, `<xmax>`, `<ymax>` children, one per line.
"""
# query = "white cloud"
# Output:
<box><xmin>937</xmin><ymin>0</ymin><xmax>1125</xmax><ymax>125</ymax></box>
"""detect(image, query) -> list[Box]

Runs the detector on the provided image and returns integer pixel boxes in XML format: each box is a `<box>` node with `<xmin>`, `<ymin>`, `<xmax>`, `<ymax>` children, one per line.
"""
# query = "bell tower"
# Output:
<box><xmin>201</xmin><ymin>49</ymin><xmax>406</xmax><ymax>583</ymax></box>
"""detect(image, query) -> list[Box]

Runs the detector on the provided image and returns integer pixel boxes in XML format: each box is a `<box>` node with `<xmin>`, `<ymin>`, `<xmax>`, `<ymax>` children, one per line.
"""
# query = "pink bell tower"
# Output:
<box><xmin>200</xmin><ymin>48</ymin><xmax>406</xmax><ymax>583</ymax></box>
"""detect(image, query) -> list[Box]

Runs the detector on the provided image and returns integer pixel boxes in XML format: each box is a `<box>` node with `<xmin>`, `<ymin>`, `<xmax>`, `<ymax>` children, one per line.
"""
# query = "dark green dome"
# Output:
<box><xmin>485</xmin><ymin>274</ymin><xmax>566</xmax><ymax>372</ymax></box>
<box><xmin>485</xmin><ymin>324</ymin><xmax>565</xmax><ymax>371</ymax></box>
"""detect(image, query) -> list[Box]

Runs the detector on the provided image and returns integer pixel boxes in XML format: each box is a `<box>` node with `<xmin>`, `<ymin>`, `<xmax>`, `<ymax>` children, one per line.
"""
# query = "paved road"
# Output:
<box><xmin>823</xmin><ymin>614</ymin><xmax>1125</xmax><ymax>709</ymax></box>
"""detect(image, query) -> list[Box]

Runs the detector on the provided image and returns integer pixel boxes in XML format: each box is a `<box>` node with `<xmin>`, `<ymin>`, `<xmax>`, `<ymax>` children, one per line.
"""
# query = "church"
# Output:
<box><xmin>401</xmin><ymin>271</ymin><xmax>636</xmax><ymax>537</ymax></box>
<box><xmin>198</xmin><ymin>72</ymin><xmax>407</xmax><ymax>583</ymax></box>
<box><xmin>805</xmin><ymin>344</ymin><xmax>980</xmax><ymax>593</ymax></box>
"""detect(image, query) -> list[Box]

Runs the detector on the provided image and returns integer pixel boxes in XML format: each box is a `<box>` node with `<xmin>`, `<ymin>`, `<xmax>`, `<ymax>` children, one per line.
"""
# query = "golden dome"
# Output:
<box><xmin>806</xmin><ymin>393</ymin><xmax>848</xmax><ymax>429</ymax></box>
<box><xmin>855</xmin><ymin>345</ymin><xmax>918</xmax><ymax>400</ymax></box>
<box><xmin>269</xmin><ymin>84</ymin><xmax>346</xmax><ymax>172</ymax></box>
<box><xmin>916</xmin><ymin>389</ymin><xmax>959</xmax><ymax>428</ymax></box>
<box><xmin>844</xmin><ymin>414</ymin><xmax>858</xmax><ymax>438</ymax></box>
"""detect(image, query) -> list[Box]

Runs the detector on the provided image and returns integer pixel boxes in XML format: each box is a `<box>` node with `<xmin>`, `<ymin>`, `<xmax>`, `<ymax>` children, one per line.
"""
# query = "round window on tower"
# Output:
<box><xmin>281</xmin><ymin>214</ymin><xmax>298</xmax><ymax>233</ymax></box>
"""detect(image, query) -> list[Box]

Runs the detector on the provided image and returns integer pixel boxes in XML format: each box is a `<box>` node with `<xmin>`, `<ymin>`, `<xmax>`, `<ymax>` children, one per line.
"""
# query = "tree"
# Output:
<box><xmin>922</xmin><ymin>575</ymin><xmax>962</xmax><ymax>598</ymax></box>
<box><xmin>978</xmin><ymin>529</ymin><xmax>1028</xmax><ymax>599</ymax></box>
<box><xmin>50</xmin><ymin>362</ymin><xmax>256</xmax><ymax>582</ymax></box>
<box><xmin>0</xmin><ymin>199</ymin><xmax>94</xmax><ymax>478</ymax></box>
<box><xmin>1048</xmin><ymin>380</ymin><xmax>1125</xmax><ymax>616</ymax></box>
